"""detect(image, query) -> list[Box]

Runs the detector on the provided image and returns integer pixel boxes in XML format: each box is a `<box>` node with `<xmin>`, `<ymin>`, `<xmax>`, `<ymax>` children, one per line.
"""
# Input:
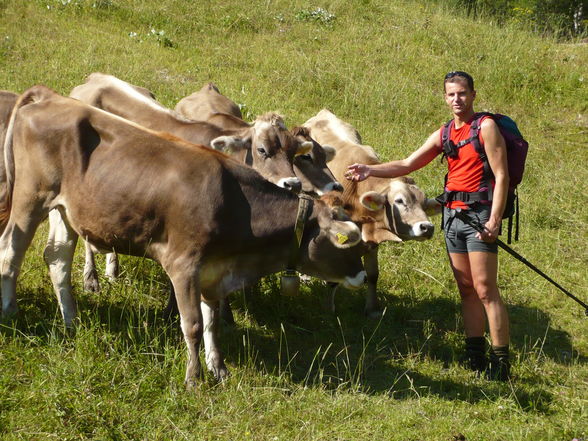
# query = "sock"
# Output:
<box><xmin>464</xmin><ymin>336</ymin><xmax>487</xmax><ymax>372</ymax></box>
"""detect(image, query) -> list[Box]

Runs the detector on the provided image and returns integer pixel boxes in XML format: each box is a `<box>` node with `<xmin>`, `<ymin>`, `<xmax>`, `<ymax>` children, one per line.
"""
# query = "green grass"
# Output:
<box><xmin>1</xmin><ymin>0</ymin><xmax>587</xmax><ymax>440</ymax></box>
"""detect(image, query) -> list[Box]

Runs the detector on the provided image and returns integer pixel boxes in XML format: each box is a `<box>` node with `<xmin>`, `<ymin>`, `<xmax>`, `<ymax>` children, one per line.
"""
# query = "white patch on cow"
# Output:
<box><xmin>201</xmin><ymin>300</ymin><xmax>220</xmax><ymax>373</ymax></box>
<box><xmin>411</xmin><ymin>221</ymin><xmax>435</xmax><ymax>239</ymax></box>
<box><xmin>253</xmin><ymin>120</ymin><xmax>273</xmax><ymax>133</ymax></box>
<box><xmin>318</xmin><ymin>181</ymin><xmax>343</xmax><ymax>196</ymax></box>
<box><xmin>276</xmin><ymin>176</ymin><xmax>301</xmax><ymax>191</ymax></box>
<box><xmin>0</xmin><ymin>237</ymin><xmax>18</xmax><ymax>315</ymax></box>
<box><xmin>45</xmin><ymin>209</ymin><xmax>78</xmax><ymax>326</ymax></box>
<box><xmin>342</xmin><ymin>270</ymin><xmax>366</xmax><ymax>289</ymax></box>
<box><xmin>105</xmin><ymin>252</ymin><xmax>119</xmax><ymax>279</ymax></box>
<box><xmin>105</xmin><ymin>76</ymin><xmax>177</xmax><ymax>116</ymax></box>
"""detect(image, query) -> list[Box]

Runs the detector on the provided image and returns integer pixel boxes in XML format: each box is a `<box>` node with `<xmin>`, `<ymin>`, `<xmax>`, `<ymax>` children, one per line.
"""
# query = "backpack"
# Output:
<box><xmin>440</xmin><ymin>112</ymin><xmax>529</xmax><ymax>243</ymax></box>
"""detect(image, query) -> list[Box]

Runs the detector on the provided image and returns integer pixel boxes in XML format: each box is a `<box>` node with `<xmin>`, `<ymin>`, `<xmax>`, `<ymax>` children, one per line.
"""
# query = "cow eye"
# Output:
<box><xmin>299</xmin><ymin>154</ymin><xmax>312</xmax><ymax>161</ymax></box>
<box><xmin>394</xmin><ymin>197</ymin><xmax>406</xmax><ymax>205</ymax></box>
<box><xmin>257</xmin><ymin>147</ymin><xmax>268</xmax><ymax>157</ymax></box>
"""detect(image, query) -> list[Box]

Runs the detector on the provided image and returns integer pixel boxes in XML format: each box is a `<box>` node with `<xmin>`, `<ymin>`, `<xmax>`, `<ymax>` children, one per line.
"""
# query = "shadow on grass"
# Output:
<box><xmin>2</xmin><ymin>274</ymin><xmax>582</xmax><ymax>413</ymax></box>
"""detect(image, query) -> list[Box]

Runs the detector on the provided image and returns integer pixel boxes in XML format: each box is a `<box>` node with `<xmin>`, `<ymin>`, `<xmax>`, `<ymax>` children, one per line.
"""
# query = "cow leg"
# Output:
<box><xmin>105</xmin><ymin>252</ymin><xmax>119</xmax><ymax>280</ymax></box>
<box><xmin>168</xmin><ymin>265</ymin><xmax>204</xmax><ymax>389</ymax></box>
<box><xmin>83</xmin><ymin>240</ymin><xmax>101</xmax><ymax>292</ymax></box>
<box><xmin>201</xmin><ymin>299</ymin><xmax>229</xmax><ymax>381</ymax></box>
<box><xmin>44</xmin><ymin>209</ymin><xmax>79</xmax><ymax>327</ymax></box>
<box><xmin>326</xmin><ymin>282</ymin><xmax>339</xmax><ymax>314</ymax></box>
<box><xmin>0</xmin><ymin>209</ymin><xmax>46</xmax><ymax>318</ymax></box>
<box><xmin>163</xmin><ymin>282</ymin><xmax>179</xmax><ymax>321</ymax></box>
<box><xmin>363</xmin><ymin>247</ymin><xmax>382</xmax><ymax>319</ymax></box>
<box><xmin>218</xmin><ymin>296</ymin><xmax>235</xmax><ymax>325</ymax></box>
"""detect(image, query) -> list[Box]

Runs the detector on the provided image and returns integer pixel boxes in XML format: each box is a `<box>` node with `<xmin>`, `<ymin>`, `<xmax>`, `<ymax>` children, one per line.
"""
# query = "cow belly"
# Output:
<box><xmin>54</xmin><ymin>200</ymin><xmax>163</xmax><ymax>258</ymax></box>
<box><xmin>200</xmin><ymin>254</ymin><xmax>284</xmax><ymax>301</ymax></box>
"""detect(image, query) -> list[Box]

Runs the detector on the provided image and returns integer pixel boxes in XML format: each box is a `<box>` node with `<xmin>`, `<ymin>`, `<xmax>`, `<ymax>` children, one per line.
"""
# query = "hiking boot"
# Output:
<box><xmin>487</xmin><ymin>345</ymin><xmax>511</xmax><ymax>381</ymax></box>
<box><xmin>463</xmin><ymin>336</ymin><xmax>487</xmax><ymax>374</ymax></box>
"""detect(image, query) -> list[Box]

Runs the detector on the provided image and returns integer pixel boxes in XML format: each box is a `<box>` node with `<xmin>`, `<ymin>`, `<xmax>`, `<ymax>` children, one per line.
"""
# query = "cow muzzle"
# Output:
<box><xmin>412</xmin><ymin>221</ymin><xmax>435</xmax><ymax>240</ymax></box>
<box><xmin>278</xmin><ymin>177</ymin><xmax>302</xmax><ymax>193</ymax></box>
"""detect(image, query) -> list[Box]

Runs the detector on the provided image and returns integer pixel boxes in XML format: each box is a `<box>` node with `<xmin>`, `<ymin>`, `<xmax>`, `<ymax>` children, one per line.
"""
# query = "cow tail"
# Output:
<box><xmin>0</xmin><ymin>86</ymin><xmax>46</xmax><ymax>225</ymax></box>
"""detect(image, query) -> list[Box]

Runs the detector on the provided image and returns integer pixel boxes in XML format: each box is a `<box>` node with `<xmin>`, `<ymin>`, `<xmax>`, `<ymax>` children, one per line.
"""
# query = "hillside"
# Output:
<box><xmin>0</xmin><ymin>1</ymin><xmax>586</xmax><ymax>440</ymax></box>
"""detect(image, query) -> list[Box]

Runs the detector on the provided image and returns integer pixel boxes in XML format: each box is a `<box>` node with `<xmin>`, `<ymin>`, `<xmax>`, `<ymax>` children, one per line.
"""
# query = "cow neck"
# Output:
<box><xmin>285</xmin><ymin>194</ymin><xmax>314</xmax><ymax>272</ymax></box>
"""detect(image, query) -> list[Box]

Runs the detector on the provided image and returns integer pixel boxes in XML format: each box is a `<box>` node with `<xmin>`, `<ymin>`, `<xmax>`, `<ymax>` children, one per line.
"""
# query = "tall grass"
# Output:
<box><xmin>0</xmin><ymin>0</ymin><xmax>587</xmax><ymax>440</ymax></box>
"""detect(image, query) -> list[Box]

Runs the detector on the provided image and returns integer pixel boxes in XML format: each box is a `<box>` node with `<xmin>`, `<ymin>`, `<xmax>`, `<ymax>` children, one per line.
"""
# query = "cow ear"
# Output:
<box><xmin>295</xmin><ymin>141</ymin><xmax>313</xmax><ymax>156</ymax></box>
<box><xmin>328</xmin><ymin>220</ymin><xmax>362</xmax><ymax>249</ymax></box>
<box><xmin>424</xmin><ymin>198</ymin><xmax>442</xmax><ymax>216</ymax></box>
<box><xmin>321</xmin><ymin>145</ymin><xmax>337</xmax><ymax>162</ymax></box>
<box><xmin>211</xmin><ymin>135</ymin><xmax>248</xmax><ymax>153</ymax></box>
<box><xmin>359</xmin><ymin>191</ymin><xmax>386</xmax><ymax>212</ymax></box>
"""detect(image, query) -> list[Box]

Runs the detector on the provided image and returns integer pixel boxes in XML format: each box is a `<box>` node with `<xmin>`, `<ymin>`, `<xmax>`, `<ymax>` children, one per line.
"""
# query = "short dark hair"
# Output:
<box><xmin>444</xmin><ymin>71</ymin><xmax>474</xmax><ymax>91</ymax></box>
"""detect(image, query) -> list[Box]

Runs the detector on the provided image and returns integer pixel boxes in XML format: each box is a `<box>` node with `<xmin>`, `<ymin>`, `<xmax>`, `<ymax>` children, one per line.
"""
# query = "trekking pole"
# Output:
<box><xmin>453</xmin><ymin>209</ymin><xmax>588</xmax><ymax>316</ymax></box>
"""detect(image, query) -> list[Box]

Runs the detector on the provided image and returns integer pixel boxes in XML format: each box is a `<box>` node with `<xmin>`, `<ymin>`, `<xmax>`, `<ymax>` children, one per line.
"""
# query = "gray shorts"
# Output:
<box><xmin>443</xmin><ymin>205</ymin><xmax>498</xmax><ymax>254</ymax></box>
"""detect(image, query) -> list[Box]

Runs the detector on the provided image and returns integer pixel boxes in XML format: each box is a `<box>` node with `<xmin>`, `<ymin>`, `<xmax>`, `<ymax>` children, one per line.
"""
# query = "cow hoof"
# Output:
<box><xmin>184</xmin><ymin>378</ymin><xmax>200</xmax><ymax>392</ymax></box>
<box><xmin>365</xmin><ymin>309</ymin><xmax>383</xmax><ymax>320</ymax></box>
<box><xmin>213</xmin><ymin>365</ymin><xmax>230</xmax><ymax>383</ymax></box>
<box><xmin>1</xmin><ymin>303</ymin><xmax>19</xmax><ymax>320</ymax></box>
<box><xmin>83</xmin><ymin>273</ymin><xmax>101</xmax><ymax>293</ymax></box>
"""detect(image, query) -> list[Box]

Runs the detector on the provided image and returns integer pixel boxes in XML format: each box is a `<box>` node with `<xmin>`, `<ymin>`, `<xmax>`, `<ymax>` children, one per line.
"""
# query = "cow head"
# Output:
<box><xmin>211</xmin><ymin>113</ymin><xmax>311</xmax><ymax>193</ymax></box>
<box><xmin>297</xmin><ymin>197</ymin><xmax>366</xmax><ymax>289</ymax></box>
<box><xmin>290</xmin><ymin>126</ymin><xmax>343</xmax><ymax>196</ymax></box>
<box><xmin>357</xmin><ymin>177</ymin><xmax>435</xmax><ymax>244</ymax></box>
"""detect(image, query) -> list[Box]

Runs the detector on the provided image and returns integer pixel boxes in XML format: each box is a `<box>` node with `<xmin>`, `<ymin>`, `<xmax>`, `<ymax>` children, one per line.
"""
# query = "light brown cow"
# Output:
<box><xmin>305</xmin><ymin>109</ymin><xmax>437</xmax><ymax>317</ymax></box>
<box><xmin>175</xmin><ymin>82</ymin><xmax>344</xmax><ymax>196</ymax></box>
<box><xmin>70</xmin><ymin>73</ymin><xmax>307</xmax><ymax>191</ymax></box>
<box><xmin>0</xmin><ymin>86</ymin><xmax>366</xmax><ymax>387</ymax></box>
<box><xmin>0</xmin><ymin>91</ymin><xmax>17</xmax><ymax>222</ymax></box>
<box><xmin>71</xmin><ymin>73</ymin><xmax>313</xmax><ymax>291</ymax></box>
<box><xmin>175</xmin><ymin>82</ymin><xmax>243</xmax><ymax>121</ymax></box>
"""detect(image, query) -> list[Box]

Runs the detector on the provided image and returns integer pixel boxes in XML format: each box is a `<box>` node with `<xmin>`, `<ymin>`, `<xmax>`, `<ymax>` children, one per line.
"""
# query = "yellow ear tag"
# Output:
<box><xmin>367</xmin><ymin>199</ymin><xmax>380</xmax><ymax>211</ymax></box>
<box><xmin>336</xmin><ymin>232</ymin><xmax>349</xmax><ymax>244</ymax></box>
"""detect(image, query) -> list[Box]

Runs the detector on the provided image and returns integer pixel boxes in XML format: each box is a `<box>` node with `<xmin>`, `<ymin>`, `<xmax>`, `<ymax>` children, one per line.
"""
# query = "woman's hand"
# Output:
<box><xmin>477</xmin><ymin>219</ymin><xmax>501</xmax><ymax>243</ymax></box>
<box><xmin>345</xmin><ymin>163</ymin><xmax>370</xmax><ymax>182</ymax></box>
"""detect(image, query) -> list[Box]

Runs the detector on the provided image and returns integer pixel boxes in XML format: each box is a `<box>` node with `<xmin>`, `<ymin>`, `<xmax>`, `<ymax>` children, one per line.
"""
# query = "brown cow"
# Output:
<box><xmin>175</xmin><ymin>82</ymin><xmax>344</xmax><ymax>196</ymax></box>
<box><xmin>0</xmin><ymin>86</ymin><xmax>366</xmax><ymax>387</ymax></box>
<box><xmin>175</xmin><ymin>82</ymin><xmax>243</xmax><ymax>121</ymax></box>
<box><xmin>71</xmin><ymin>73</ymin><xmax>312</xmax><ymax>291</ymax></box>
<box><xmin>305</xmin><ymin>109</ymin><xmax>437</xmax><ymax>317</ymax></box>
<box><xmin>70</xmin><ymin>73</ymin><xmax>307</xmax><ymax>191</ymax></box>
<box><xmin>0</xmin><ymin>91</ymin><xmax>17</xmax><ymax>221</ymax></box>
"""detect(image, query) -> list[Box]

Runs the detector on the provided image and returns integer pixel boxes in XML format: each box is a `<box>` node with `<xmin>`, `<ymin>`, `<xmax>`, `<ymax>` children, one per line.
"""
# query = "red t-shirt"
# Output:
<box><xmin>439</xmin><ymin>115</ymin><xmax>491</xmax><ymax>209</ymax></box>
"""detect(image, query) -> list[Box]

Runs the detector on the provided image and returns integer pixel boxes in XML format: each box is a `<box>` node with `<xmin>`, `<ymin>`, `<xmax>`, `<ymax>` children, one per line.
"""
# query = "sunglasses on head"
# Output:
<box><xmin>444</xmin><ymin>71</ymin><xmax>473</xmax><ymax>81</ymax></box>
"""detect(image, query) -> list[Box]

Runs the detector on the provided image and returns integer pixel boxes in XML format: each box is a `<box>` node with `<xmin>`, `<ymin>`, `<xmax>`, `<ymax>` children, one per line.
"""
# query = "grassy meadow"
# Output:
<box><xmin>0</xmin><ymin>0</ymin><xmax>587</xmax><ymax>440</ymax></box>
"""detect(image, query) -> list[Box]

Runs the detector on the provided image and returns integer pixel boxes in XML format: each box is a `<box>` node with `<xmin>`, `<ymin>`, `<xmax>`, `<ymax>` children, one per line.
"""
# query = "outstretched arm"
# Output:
<box><xmin>345</xmin><ymin>129</ymin><xmax>443</xmax><ymax>181</ymax></box>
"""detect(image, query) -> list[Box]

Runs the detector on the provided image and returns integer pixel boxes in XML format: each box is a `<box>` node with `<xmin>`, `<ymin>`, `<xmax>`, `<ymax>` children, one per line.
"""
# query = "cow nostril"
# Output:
<box><xmin>420</xmin><ymin>223</ymin><xmax>434</xmax><ymax>235</ymax></box>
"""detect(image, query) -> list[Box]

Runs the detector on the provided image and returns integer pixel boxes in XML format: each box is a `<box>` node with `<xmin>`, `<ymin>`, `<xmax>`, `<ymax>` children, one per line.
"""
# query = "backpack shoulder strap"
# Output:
<box><xmin>441</xmin><ymin>119</ymin><xmax>454</xmax><ymax>157</ymax></box>
<box><xmin>469</xmin><ymin>112</ymin><xmax>494</xmax><ymax>155</ymax></box>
